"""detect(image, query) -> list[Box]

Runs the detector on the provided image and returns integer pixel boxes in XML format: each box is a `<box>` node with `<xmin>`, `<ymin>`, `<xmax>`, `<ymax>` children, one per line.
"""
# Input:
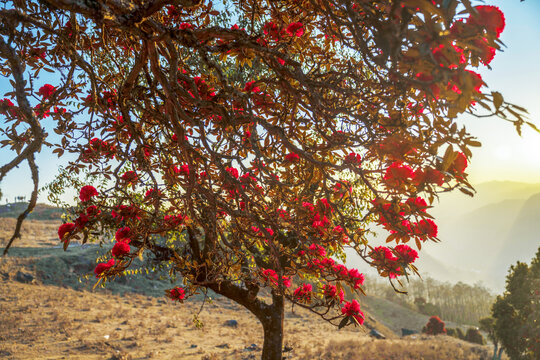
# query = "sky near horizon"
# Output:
<box><xmin>0</xmin><ymin>0</ymin><xmax>539</xmax><ymax>204</ymax></box>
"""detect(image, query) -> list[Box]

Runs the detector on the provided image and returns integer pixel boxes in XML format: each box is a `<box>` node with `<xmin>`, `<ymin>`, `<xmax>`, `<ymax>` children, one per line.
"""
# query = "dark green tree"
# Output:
<box><xmin>491</xmin><ymin>247</ymin><xmax>540</xmax><ymax>360</ymax></box>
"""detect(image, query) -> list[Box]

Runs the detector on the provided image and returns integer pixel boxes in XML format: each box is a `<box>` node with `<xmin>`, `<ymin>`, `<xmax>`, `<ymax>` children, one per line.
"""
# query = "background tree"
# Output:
<box><xmin>491</xmin><ymin>247</ymin><xmax>539</xmax><ymax>360</ymax></box>
<box><xmin>479</xmin><ymin>316</ymin><xmax>503</xmax><ymax>360</ymax></box>
<box><xmin>0</xmin><ymin>1</ymin><xmax>530</xmax><ymax>359</ymax></box>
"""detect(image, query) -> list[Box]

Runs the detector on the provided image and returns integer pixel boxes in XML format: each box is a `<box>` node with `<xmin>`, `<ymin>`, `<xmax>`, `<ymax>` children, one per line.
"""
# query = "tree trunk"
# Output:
<box><xmin>496</xmin><ymin>347</ymin><xmax>503</xmax><ymax>360</ymax></box>
<box><xmin>261</xmin><ymin>293</ymin><xmax>284</xmax><ymax>360</ymax></box>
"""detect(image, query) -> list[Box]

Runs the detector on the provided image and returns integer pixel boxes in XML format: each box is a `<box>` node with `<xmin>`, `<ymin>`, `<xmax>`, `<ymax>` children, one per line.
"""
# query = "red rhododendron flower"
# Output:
<box><xmin>406</xmin><ymin>197</ymin><xmax>428</xmax><ymax>213</ymax></box>
<box><xmin>383</xmin><ymin>162</ymin><xmax>414</xmax><ymax>187</ymax></box>
<box><xmin>341</xmin><ymin>300</ymin><xmax>364</xmax><ymax>325</ymax></box>
<box><xmin>370</xmin><ymin>246</ymin><xmax>398</xmax><ymax>263</ymax></box>
<box><xmin>415</xmin><ymin>219</ymin><xmax>438</xmax><ymax>238</ymax></box>
<box><xmin>167</xmin><ymin>287</ymin><xmax>186</xmax><ymax>302</ymax></box>
<box><xmin>343</xmin><ymin>152</ymin><xmax>362</xmax><ymax>165</ymax></box>
<box><xmin>94</xmin><ymin>259</ymin><xmax>115</xmax><ymax>277</ymax></box>
<box><xmin>293</xmin><ymin>283</ymin><xmax>312</xmax><ymax>302</ymax></box>
<box><xmin>121</xmin><ymin>171</ymin><xmax>138</xmax><ymax>184</ymax></box>
<box><xmin>394</xmin><ymin>244</ymin><xmax>418</xmax><ymax>264</ymax></box>
<box><xmin>286</xmin><ymin>22</ymin><xmax>304</xmax><ymax>37</ymax></box>
<box><xmin>413</xmin><ymin>167</ymin><xmax>444</xmax><ymax>186</ymax></box>
<box><xmin>58</xmin><ymin>223</ymin><xmax>76</xmax><ymax>241</ymax></box>
<box><xmin>468</xmin><ymin>5</ymin><xmax>505</xmax><ymax>37</ymax></box>
<box><xmin>112</xmin><ymin>241</ymin><xmax>131</xmax><ymax>257</ymax></box>
<box><xmin>86</xmin><ymin>205</ymin><xmax>100</xmax><ymax>217</ymax></box>
<box><xmin>111</xmin><ymin>205</ymin><xmax>140</xmax><ymax>220</ymax></box>
<box><xmin>115</xmin><ymin>227</ymin><xmax>131</xmax><ymax>242</ymax></box>
<box><xmin>284</xmin><ymin>153</ymin><xmax>300</xmax><ymax>163</ymax></box>
<box><xmin>244</xmin><ymin>81</ymin><xmax>261</xmax><ymax>93</ymax></box>
<box><xmin>452</xmin><ymin>152</ymin><xmax>468</xmax><ymax>173</ymax></box>
<box><xmin>38</xmin><ymin>84</ymin><xmax>56</xmax><ymax>99</ymax></box>
<box><xmin>472</xmin><ymin>38</ymin><xmax>496</xmax><ymax>65</ymax></box>
<box><xmin>261</xmin><ymin>269</ymin><xmax>291</xmax><ymax>288</ymax></box>
<box><xmin>75</xmin><ymin>214</ymin><xmax>89</xmax><ymax>228</ymax></box>
<box><xmin>79</xmin><ymin>185</ymin><xmax>98</xmax><ymax>202</ymax></box>
<box><xmin>226</xmin><ymin>167</ymin><xmax>239</xmax><ymax>179</ymax></box>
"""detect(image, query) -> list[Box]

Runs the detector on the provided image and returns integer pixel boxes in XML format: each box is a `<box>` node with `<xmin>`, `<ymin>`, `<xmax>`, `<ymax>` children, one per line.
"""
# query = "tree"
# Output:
<box><xmin>0</xmin><ymin>1</ymin><xmax>530</xmax><ymax>359</ymax></box>
<box><xmin>422</xmin><ymin>315</ymin><xmax>446</xmax><ymax>335</ymax></box>
<box><xmin>479</xmin><ymin>316</ymin><xmax>503</xmax><ymax>360</ymax></box>
<box><xmin>491</xmin><ymin>247</ymin><xmax>540</xmax><ymax>360</ymax></box>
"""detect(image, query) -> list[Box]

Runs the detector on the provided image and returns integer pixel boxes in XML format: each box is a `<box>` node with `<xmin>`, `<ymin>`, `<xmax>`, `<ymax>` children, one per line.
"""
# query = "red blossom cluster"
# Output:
<box><xmin>94</xmin><ymin>259</ymin><xmax>115</xmax><ymax>277</ymax></box>
<box><xmin>166</xmin><ymin>287</ymin><xmax>186</xmax><ymax>302</ymax></box>
<box><xmin>341</xmin><ymin>300</ymin><xmax>364</xmax><ymax>325</ymax></box>
<box><xmin>293</xmin><ymin>283</ymin><xmax>312</xmax><ymax>303</ymax></box>
<box><xmin>261</xmin><ymin>268</ymin><xmax>291</xmax><ymax>288</ymax></box>
<box><xmin>369</xmin><ymin>244</ymin><xmax>418</xmax><ymax>278</ymax></box>
<box><xmin>37</xmin><ymin>84</ymin><xmax>56</xmax><ymax>99</ymax></box>
<box><xmin>79</xmin><ymin>185</ymin><xmax>98</xmax><ymax>202</ymax></box>
<box><xmin>82</xmin><ymin>138</ymin><xmax>116</xmax><ymax>161</ymax></box>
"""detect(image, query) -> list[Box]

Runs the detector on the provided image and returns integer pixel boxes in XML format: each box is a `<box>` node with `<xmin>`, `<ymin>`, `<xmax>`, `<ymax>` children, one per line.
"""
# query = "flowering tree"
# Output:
<box><xmin>422</xmin><ymin>315</ymin><xmax>447</xmax><ymax>335</ymax></box>
<box><xmin>0</xmin><ymin>1</ymin><xmax>530</xmax><ymax>359</ymax></box>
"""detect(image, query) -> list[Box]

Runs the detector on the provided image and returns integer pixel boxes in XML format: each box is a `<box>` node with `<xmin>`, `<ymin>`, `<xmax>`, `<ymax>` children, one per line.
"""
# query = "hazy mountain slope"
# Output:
<box><xmin>489</xmin><ymin>193</ymin><xmax>540</xmax><ymax>282</ymax></box>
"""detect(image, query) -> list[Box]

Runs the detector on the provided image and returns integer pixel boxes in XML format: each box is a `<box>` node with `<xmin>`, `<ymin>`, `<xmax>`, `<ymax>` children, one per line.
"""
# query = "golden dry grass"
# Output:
<box><xmin>0</xmin><ymin>218</ymin><xmax>503</xmax><ymax>359</ymax></box>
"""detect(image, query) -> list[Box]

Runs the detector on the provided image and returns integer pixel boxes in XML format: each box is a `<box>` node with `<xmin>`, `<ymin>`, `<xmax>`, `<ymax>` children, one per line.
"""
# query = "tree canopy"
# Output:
<box><xmin>0</xmin><ymin>1</ymin><xmax>531</xmax><ymax>359</ymax></box>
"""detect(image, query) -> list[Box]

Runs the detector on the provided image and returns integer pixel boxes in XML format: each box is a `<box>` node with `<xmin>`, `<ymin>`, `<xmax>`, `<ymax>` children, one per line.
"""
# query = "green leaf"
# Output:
<box><xmin>338</xmin><ymin>316</ymin><xmax>350</xmax><ymax>329</ymax></box>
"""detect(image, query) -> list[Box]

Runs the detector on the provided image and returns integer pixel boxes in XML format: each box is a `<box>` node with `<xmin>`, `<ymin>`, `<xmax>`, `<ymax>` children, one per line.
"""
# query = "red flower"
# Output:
<box><xmin>226</xmin><ymin>167</ymin><xmax>239</xmax><ymax>179</ymax></box>
<box><xmin>414</xmin><ymin>219</ymin><xmax>438</xmax><ymax>238</ymax></box>
<box><xmin>394</xmin><ymin>244</ymin><xmax>418</xmax><ymax>264</ymax></box>
<box><xmin>58</xmin><ymin>223</ymin><xmax>76</xmax><ymax>241</ymax></box>
<box><xmin>323</xmin><ymin>284</ymin><xmax>344</xmax><ymax>303</ymax></box>
<box><xmin>406</xmin><ymin>197</ymin><xmax>428</xmax><ymax>213</ymax></box>
<box><xmin>94</xmin><ymin>259</ymin><xmax>115</xmax><ymax>277</ymax></box>
<box><xmin>343</xmin><ymin>152</ymin><xmax>362</xmax><ymax>165</ymax></box>
<box><xmin>293</xmin><ymin>283</ymin><xmax>313</xmax><ymax>302</ymax></box>
<box><xmin>370</xmin><ymin>246</ymin><xmax>398</xmax><ymax>263</ymax></box>
<box><xmin>167</xmin><ymin>287</ymin><xmax>186</xmax><ymax>302</ymax></box>
<box><xmin>86</xmin><ymin>205</ymin><xmax>101</xmax><ymax>217</ymax></box>
<box><xmin>286</xmin><ymin>22</ymin><xmax>304</xmax><ymax>37</ymax></box>
<box><xmin>38</xmin><ymin>84</ymin><xmax>56</xmax><ymax>99</ymax></box>
<box><xmin>284</xmin><ymin>153</ymin><xmax>300</xmax><ymax>163</ymax></box>
<box><xmin>384</xmin><ymin>162</ymin><xmax>414</xmax><ymax>187</ymax></box>
<box><xmin>244</xmin><ymin>81</ymin><xmax>261</xmax><ymax>93</ymax></box>
<box><xmin>452</xmin><ymin>152</ymin><xmax>468</xmax><ymax>173</ymax></box>
<box><xmin>112</xmin><ymin>241</ymin><xmax>131</xmax><ymax>257</ymax></box>
<box><xmin>348</xmin><ymin>268</ymin><xmax>365</xmax><ymax>289</ymax></box>
<box><xmin>468</xmin><ymin>5</ymin><xmax>505</xmax><ymax>37</ymax></box>
<box><xmin>179</xmin><ymin>23</ymin><xmax>193</xmax><ymax>30</ymax></box>
<box><xmin>75</xmin><ymin>214</ymin><xmax>89</xmax><ymax>228</ymax></box>
<box><xmin>79</xmin><ymin>185</ymin><xmax>98</xmax><ymax>202</ymax></box>
<box><xmin>261</xmin><ymin>269</ymin><xmax>291</xmax><ymax>288</ymax></box>
<box><xmin>341</xmin><ymin>300</ymin><xmax>364</xmax><ymax>325</ymax></box>
<box><xmin>413</xmin><ymin>167</ymin><xmax>444</xmax><ymax>186</ymax></box>
<box><xmin>121</xmin><ymin>171</ymin><xmax>138</xmax><ymax>184</ymax></box>
<box><xmin>111</xmin><ymin>205</ymin><xmax>140</xmax><ymax>220</ymax></box>
<box><xmin>115</xmin><ymin>227</ymin><xmax>131</xmax><ymax>242</ymax></box>
<box><xmin>472</xmin><ymin>38</ymin><xmax>496</xmax><ymax>65</ymax></box>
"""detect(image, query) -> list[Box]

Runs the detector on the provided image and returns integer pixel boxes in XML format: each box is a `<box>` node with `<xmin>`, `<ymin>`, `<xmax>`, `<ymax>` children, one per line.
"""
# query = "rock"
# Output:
<box><xmin>216</xmin><ymin>343</ymin><xmax>230</xmax><ymax>349</ymax></box>
<box><xmin>283</xmin><ymin>346</ymin><xmax>293</xmax><ymax>352</ymax></box>
<box><xmin>401</xmin><ymin>328</ymin><xmax>419</xmax><ymax>337</ymax></box>
<box><xmin>223</xmin><ymin>319</ymin><xmax>238</xmax><ymax>328</ymax></box>
<box><xmin>190</xmin><ymin>344</ymin><xmax>197</xmax><ymax>348</ymax></box>
<box><xmin>15</xmin><ymin>271</ymin><xmax>33</xmax><ymax>283</ymax></box>
<box><xmin>244</xmin><ymin>344</ymin><xmax>260</xmax><ymax>352</ymax></box>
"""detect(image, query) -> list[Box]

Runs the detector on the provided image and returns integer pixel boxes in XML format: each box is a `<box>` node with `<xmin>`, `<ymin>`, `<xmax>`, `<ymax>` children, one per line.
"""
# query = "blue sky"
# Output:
<box><xmin>1</xmin><ymin>0</ymin><xmax>539</xmax><ymax>204</ymax></box>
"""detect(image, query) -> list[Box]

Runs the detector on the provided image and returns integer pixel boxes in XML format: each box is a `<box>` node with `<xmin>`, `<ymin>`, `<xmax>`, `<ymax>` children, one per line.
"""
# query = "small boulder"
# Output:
<box><xmin>223</xmin><ymin>319</ymin><xmax>239</xmax><ymax>328</ymax></box>
<box><xmin>15</xmin><ymin>271</ymin><xmax>33</xmax><ymax>283</ymax></box>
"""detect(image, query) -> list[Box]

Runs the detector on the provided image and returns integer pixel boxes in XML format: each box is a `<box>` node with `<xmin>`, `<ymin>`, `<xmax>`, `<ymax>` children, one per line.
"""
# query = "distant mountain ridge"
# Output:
<box><xmin>0</xmin><ymin>202</ymin><xmax>63</xmax><ymax>220</ymax></box>
<box><xmin>424</xmin><ymin>181</ymin><xmax>540</xmax><ymax>291</ymax></box>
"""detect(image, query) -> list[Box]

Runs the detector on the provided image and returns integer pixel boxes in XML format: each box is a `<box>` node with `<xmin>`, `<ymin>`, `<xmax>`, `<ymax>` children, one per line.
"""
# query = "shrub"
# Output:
<box><xmin>422</xmin><ymin>316</ymin><xmax>446</xmax><ymax>335</ymax></box>
<box><xmin>464</xmin><ymin>328</ymin><xmax>486</xmax><ymax>345</ymax></box>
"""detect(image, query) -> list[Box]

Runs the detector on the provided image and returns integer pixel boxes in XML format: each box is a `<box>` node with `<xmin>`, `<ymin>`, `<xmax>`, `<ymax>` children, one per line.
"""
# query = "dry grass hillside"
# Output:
<box><xmin>0</xmin><ymin>218</ymin><xmax>501</xmax><ymax>359</ymax></box>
